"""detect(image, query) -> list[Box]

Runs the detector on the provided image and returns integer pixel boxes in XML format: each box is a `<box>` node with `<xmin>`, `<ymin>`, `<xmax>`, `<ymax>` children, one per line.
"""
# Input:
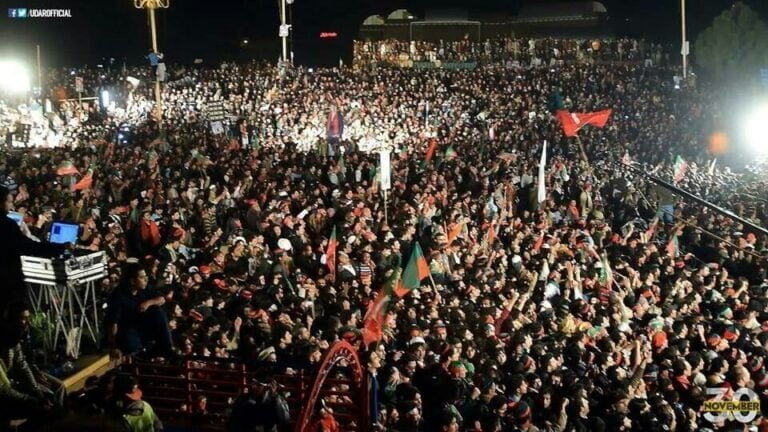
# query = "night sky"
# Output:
<box><xmin>0</xmin><ymin>0</ymin><xmax>766</xmax><ymax>67</ymax></box>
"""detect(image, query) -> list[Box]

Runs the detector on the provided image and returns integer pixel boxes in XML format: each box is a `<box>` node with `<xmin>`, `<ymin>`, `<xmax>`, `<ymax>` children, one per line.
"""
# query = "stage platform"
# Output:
<box><xmin>61</xmin><ymin>353</ymin><xmax>113</xmax><ymax>392</ymax></box>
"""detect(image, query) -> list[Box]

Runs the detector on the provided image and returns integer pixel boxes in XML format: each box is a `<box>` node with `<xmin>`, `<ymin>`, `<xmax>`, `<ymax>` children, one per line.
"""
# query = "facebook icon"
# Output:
<box><xmin>8</xmin><ymin>8</ymin><xmax>28</xmax><ymax>18</ymax></box>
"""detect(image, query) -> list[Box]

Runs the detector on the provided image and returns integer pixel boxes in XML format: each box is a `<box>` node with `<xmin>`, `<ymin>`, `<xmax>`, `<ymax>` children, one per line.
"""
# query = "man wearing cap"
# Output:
<box><xmin>113</xmin><ymin>374</ymin><xmax>163</xmax><ymax>432</ymax></box>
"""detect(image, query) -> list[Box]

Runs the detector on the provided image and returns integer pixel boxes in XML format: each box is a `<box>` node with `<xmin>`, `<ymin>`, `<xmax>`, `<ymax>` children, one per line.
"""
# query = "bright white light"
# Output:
<box><xmin>0</xmin><ymin>60</ymin><xmax>31</xmax><ymax>94</ymax></box>
<box><xmin>101</xmin><ymin>89</ymin><xmax>110</xmax><ymax>107</ymax></box>
<box><xmin>744</xmin><ymin>104</ymin><xmax>768</xmax><ymax>154</ymax></box>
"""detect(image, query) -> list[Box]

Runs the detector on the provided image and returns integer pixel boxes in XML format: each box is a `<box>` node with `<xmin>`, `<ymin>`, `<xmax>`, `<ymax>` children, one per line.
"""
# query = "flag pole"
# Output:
<box><xmin>574</xmin><ymin>135</ymin><xmax>595</xmax><ymax>179</ymax></box>
<box><xmin>427</xmin><ymin>270</ymin><xmax>437</xmax><ymax>289</ymax></box>
<box><xmin>681</xmin><ymin>0</ymin><xmax>688</xmax><ymax>79</ymax></box>
<box><xmin>574</xmin><ymin>136</ymin><xmax>590</xmax><ymax>165</ymax></box>
<box><xmin>36</xmin><ymin>45</ymin><xmax>43</xmax><ymax>96</ymax></box>
<box><xmin>383</xmin><ymin>189</ymin><xmax>389</xmax><ymax>226</ymax></box>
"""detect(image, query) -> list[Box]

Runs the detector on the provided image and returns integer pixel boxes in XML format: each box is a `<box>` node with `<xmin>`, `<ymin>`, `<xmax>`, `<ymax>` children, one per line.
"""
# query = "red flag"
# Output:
<box><xmin>424</xmin><ymin>138</ymin><xmax>438</xmax><ymax>164</ymax></box>
<box><xmin>447</xmin><ymin>220</ymin><xmax>465</xmax><ymax>244</ymax></box>
<box><xmin>644</xmin><ymin>218</ymin><xmax>659</xmax><ymax>242</ymax></box>
<box><xmin>325</xmin><ymin>226</ymin><xmax>338</xmax><ymax>281</ymax></box>
<box><xmin>555</xmin><ymin>109</ymin><xmax>612</xmax><ymax>137</ymax></box>
<box><xmin>71</xmin><ymin>170</ymin><xmax>93</xmax><ymax>191</ymax></box>
<box><xmin>532</xmin><ymin>235</ymin><xmax>545</xmax><ymax>253</ymax></box>
<box><xmin>483</xmin><ymin>221</ymin><xmax>497</xmax><ymax>250</ymax></box>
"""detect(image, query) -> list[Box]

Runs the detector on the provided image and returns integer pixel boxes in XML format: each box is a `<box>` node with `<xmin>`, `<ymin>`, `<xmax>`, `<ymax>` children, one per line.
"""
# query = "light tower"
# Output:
<box><xmin>134</xmin><ymin>0</ymin><xmax>169</xmax><ymax>124</ymax></box>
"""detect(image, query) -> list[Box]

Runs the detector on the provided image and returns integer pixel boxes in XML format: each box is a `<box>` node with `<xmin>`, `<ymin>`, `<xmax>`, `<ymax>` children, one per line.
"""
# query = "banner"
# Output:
<box><xmin>379</xmin><ymin>150</ymin><xmax>391</xmax><ymax>191</ymax></box>
<box><xmin>210</xmin><ymin>121</ymin><xmax>224</xmax><ymax>135</ymax></box>
<box><xmin>411</xmin><ymin>61</ymin><xmax>478</xmax><ymax>70</ymax></box>
<box><xmin>206</xmin><ymin>102</ymin><xmax>227</xmax><ymax>122</ymax></box>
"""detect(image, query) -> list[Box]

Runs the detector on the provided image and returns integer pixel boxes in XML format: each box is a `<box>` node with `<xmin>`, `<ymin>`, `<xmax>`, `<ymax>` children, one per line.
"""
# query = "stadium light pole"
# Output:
<box><xmin>287</xmin><ymin>0</ymin><xmax>294</xmax><ymax>65</ymax></box>
<box><xmin>681</xmin><ymin>0</ymin><xmax>688</xmax><ymax>79</ymax></box>
<box><xmin>134</xmin><ymin>0</ymin><xmax>169</xmax><ymax>125</ymax></box>
<box><xmin>279</xmin><ymin>0</ymin><xmax>288</xmax><ymax>63</ymax></box>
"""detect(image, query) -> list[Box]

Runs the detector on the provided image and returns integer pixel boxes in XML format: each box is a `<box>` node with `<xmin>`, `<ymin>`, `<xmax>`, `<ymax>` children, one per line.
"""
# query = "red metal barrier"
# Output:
<box><xmin>122</xmin><ymin>342</ymin><xmax>370</xmax><ymax>431</ymax></box>
<box><xmin>293</xmin><ymin>341</ymin><xmax>369</xmax><ymax>432</ymax></box>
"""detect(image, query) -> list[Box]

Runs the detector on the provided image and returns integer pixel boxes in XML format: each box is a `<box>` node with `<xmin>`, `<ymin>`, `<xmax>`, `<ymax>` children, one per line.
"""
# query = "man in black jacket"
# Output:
<box><xmin>0</xmin><ymin>186</ymin><xmax>70</xmax><ymax>314</ymax></box>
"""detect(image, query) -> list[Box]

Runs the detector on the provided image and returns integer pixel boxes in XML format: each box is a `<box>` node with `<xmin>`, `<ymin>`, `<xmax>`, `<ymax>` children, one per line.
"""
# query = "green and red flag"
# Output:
<box><xmin>325</xmin><ymin>226</ymin><xmax>338</xmax><ymax>281</ymax></box>
<box><xmin>361</xmin><ymin>268</ymin><xmax>400</xmax><ymax>346</ymax></box>
<box><xmin>394</xmin><ymin>242</ymin><xmax>430</xmax><ymax>298</ymax></box>
<box><xmin>673</xmin><ymin>155</ymin><xmax>688</xmax><ymax>183</ymax></box>
<box><xmin>444</xmin><ymin>144</ymin><xmax>457</xmax><ymax>160</ymax></box>
<box><xmin>56</xmin><ymin>160</ymin><xmax>79</xmax><ymax>176</ymax></box>
<box><xmin>666</xmin><ymin>235</ymin><xmax>679</xmax><ymax>259</ymax></box>
<box><xmin>71</xmin><ymin>169</ymin><xmax>93</xmax><ymax>191</ymax></box>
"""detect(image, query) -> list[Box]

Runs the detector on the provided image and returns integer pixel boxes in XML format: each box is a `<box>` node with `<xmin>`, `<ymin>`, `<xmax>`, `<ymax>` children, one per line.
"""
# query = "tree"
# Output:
<box><xmin>694</xmin><ymin>2</ymin><xmax>768</xmax><ymax>81</ymax></box>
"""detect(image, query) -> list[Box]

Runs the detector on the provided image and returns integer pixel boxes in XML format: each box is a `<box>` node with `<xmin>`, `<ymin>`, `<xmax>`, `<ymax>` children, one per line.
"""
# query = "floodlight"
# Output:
<box><xmin>0</xmin><ymin>60</ymin><xmax>31</xmax><ymax>94</ymax></box>
<box><xmin>743</xmin><ymin>104</ymin><xmax>768</xmax><ymax>154</ymax></box>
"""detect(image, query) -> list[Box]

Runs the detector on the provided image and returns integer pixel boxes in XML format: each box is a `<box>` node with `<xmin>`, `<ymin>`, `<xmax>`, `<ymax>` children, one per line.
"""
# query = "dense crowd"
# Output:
<box><xmin>353</xmin><ymin>38</ymin><xmax>674</xmax><ymax>68</ymax></box>
<box><xmin>0</xmin><ymin>35</ymin><xmax>767</xmax><ymax>432</ymax></box>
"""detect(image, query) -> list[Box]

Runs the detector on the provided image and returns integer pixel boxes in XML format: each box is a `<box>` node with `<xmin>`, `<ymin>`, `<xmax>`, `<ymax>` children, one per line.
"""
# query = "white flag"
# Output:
<box><xmin>537</xmin><ymin>141</ymin><xmax>547</xmax><ymax>203</ymax></box>
<box><xmin>126</xmin><ymin>76</ymin><xmax>141</xmax><ymax>88</ymax></box>
<box><xmin>380</xmin><ymin>150</ymin><xmax>391</xmax><ymax>191</ymax></box>
<box><xmin>708</xmin><ymin>158</ymin><xmax>717</xmax><ymax>176</ymax></box>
